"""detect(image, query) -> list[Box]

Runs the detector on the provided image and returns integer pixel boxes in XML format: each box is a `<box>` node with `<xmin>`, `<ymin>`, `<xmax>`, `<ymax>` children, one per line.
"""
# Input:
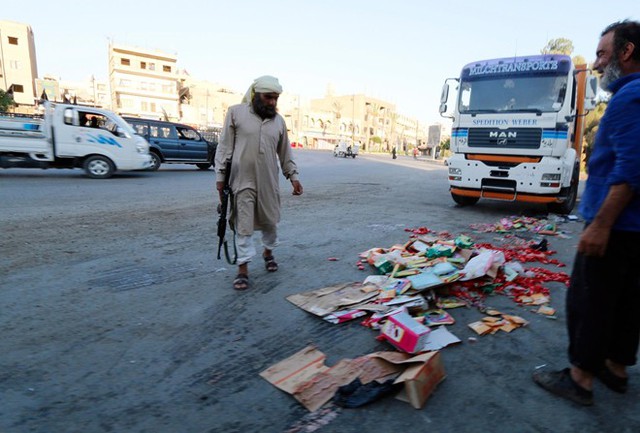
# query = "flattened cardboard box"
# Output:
<box><xmin>260</xmin><ymin>346</ymin><xmax>446</xmax><ymax>411</ymax></box>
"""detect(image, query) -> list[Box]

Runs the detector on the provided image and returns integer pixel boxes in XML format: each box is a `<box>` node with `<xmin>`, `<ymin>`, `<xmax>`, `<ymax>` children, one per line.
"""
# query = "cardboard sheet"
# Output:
<box><xmin>286</xmin><ymin>283</ymin><xmax>379</xmax><ymax>317</ymax></box>
<box><xmin>261</xmin><ymin>346</ymin><xmax>446</xmax><ymax>411</ymax></box>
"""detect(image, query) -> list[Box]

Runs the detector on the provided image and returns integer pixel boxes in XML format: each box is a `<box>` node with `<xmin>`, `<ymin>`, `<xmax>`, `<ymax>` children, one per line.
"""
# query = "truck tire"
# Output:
<box><xmin>84</xmin><ymin>155</ymin><xmax>115</xmax><ymax>179</ymax></box>
<box><xmin>352</xmin><ymin>154</ymin><xmax>356</xmax><ymax>158</ymax></box>
<box><xmin>547</xmin><ymin>165</ymin><xmax>579</xmax><ymax>215</ymax></box>
<box><xmin>451</xmin><ymin>192</ymin><xmax>479</xmax><ymax>206</ymax></box>
<box><xmin>148</xmin><ymin>152</ymin><xmax>161</xmax><ymax>171</ymax></box>
<box><xmin>196</xmin><ymin>163</ymin><xmax>212</xmax><ymax>170</ymax></box>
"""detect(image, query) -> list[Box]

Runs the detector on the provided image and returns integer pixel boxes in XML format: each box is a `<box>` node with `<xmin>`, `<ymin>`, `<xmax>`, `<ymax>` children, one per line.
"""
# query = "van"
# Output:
<box><xmin>0</xmin><ymin>103</ymin><xmax>151</xmax><ymax>179</ymax></box>
<box><xmin>123</xmin><ymin>117</ymin><xmax>217</xmax><ymax>171</ymax></box>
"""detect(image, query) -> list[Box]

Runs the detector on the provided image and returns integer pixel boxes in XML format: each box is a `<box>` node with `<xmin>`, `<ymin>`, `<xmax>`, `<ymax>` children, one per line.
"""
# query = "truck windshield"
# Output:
<box><xmin>458</xmin><ymin>75</ymin><xmax>568</xmax><ymax>114</ymax></box>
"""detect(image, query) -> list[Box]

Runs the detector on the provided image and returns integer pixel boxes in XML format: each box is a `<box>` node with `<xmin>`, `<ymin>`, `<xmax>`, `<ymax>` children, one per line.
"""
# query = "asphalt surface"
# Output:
<box><xmin>1</xmin><ymin>150</ymin><xmax>638</xmax><ymax>433</ymax></box>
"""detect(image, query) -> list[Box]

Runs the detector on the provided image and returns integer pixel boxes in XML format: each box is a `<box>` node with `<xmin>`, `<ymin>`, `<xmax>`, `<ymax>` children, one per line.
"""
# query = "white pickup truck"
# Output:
<box><xmin>0</xmin><ymin>102</ymin><xmax>151</xmax><ymax>178</ymax></box>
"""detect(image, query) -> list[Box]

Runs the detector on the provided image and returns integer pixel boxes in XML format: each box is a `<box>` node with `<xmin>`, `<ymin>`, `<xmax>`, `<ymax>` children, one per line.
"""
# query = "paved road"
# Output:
<box><xmin>1</xmin><ymin>151</ymin><xmax>638</xmax><ymax>433</ymax></box>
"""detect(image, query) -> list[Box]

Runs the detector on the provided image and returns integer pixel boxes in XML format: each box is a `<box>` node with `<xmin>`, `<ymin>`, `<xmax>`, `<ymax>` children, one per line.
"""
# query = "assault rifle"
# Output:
<box><xmin>217</xmin><ymin>160</ymin><xmax>237</xmax><ymax>264</ymax></box>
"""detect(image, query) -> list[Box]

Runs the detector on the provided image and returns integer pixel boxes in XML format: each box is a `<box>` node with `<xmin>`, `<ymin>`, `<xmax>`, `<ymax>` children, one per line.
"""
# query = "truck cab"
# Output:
<box><xmin>440</xmin><ymin>55</ymin><xmax>597</xmax><ymax>213</ymax></box>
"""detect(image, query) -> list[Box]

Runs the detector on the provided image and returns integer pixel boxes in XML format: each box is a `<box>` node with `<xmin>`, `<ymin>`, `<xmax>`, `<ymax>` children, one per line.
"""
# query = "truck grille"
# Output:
<box><xmin>468</xmin><ymin>128</ymin><xmax>541</xmax><ymax>149</ymax></box>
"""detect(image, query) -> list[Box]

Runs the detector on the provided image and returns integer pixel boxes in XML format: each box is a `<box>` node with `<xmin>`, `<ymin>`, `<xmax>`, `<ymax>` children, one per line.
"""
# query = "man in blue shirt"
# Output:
<box><xmin>533</xmin><ymin>20</ymin><xmax>640</xmax><ymax>406</ymax></box>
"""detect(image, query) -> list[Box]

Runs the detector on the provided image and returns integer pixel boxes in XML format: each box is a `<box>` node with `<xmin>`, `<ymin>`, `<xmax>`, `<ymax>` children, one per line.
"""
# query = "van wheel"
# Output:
<box><xmin>451</xmin><ymin>192</ymin><xmax>479</xmax><ymax>206</ymax></box>
<box><xmin>196</xmin><ymin>163</ymin><xmax>211</xmax><ymax>170</ymax></box>
<box><xmin>84</xmin><ymin>155</ymin><xmax>115</xmax><ymax>179</ymax></box>
<box><xmin>148</xmin><ymin>152</ymin><xmax>161</xmax><ymax>171</ymax></box>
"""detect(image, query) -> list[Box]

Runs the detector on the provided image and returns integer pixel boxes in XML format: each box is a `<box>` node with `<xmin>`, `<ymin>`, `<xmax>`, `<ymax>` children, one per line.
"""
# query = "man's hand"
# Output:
<box><xmin>578</xmin><ymin>223</ymin><xmax>610</xmax><ymax>257</ymax></box>
<box><xmin>216</xmin><ymin>181</ymin><xmax>224</xmax><ymax>202</ymax></box>
<box><xmin>291</xmin><ymin>180</ymin><xmax>303</xmax><ymax>196</ymax></box>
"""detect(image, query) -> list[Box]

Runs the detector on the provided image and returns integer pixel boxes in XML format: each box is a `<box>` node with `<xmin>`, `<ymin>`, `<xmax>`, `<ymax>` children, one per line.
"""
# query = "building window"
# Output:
<box><xmin>141</xmin><ymin>101</ymin><xmax>148</xmax><ymax>111</ymax></box>
<box><xmin>150</xmin><ymin>102</ymin><xmax>156</xmax><ymax>112</ymax></box>
<box><xmin>149</xmin><ymin>63</ymin><xmax>155</xmax><ymax>71</ymax></box>
<box><xmin>163</xmin><ymin>65</ymin><xmax>171</xmax><ymax>73</ymax></box>
<box><xmin>13</xmin><ymin>84</ymin><xmax>24</xmax><ymax>93</ymax></box>
<box><xmin>140</xmin><ymin>61</ymin><xmax>147</xmax><ymax>69</ymax></box>
<box><xmin>8</xmin><ymin>36</ymin><xmax>18</xmax><ymax>45</ymax></box>
<box><xmin>121</xmin><ymin>58</ymin><xmax>130</xmax><ymax>66</ymax></box>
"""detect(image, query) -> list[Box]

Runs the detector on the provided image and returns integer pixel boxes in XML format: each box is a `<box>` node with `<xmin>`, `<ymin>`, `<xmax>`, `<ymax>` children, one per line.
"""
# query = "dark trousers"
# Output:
<box><xmin>567</xmin><ymin>230</ymin><xmax>640</xmax><ymax>373</ymax></box>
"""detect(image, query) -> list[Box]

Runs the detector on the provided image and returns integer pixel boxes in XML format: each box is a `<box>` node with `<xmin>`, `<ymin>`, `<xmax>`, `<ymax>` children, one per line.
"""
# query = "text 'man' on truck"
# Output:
<box><xmin>440</xmin><ymin>54</ymin><xmax>598</xmax><ymax>214</ymax></box>
<box><xmin>0</xmin><ymin>102</ymin><xmax>151</xmax><ymax>179</ymax></box>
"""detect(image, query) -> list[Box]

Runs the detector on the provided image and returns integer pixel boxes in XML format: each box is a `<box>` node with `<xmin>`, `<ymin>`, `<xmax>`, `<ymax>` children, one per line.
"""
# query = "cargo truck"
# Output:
<box><xmin>440</xmin><ymin>54</ymin><xmax>598</xmax><ymax>214</ymax></box>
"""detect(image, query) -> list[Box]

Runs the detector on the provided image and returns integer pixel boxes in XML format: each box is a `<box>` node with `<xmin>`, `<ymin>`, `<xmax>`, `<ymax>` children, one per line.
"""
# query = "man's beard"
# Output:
<box><xmin>600</xmin><ymin>57</ymin><xmax>623</xmax><ymax>91</ymax></box>
<box><xmin>253</xmin><ymin>94</ymin><xmax>277</xmax><ymax>119</ymax></box>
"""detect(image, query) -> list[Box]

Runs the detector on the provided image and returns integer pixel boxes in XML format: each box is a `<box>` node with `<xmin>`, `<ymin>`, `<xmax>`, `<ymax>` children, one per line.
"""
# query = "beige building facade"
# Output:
<box><xmin>178</xmin><ymin>73</ymin><xmax>243</xmax><ymax>127</ymax></box>
<box><xmin>295</xmin><ymin>93</ymin><xmax>426</xmax><ymax>152</ymax></box>
<box><xmin>108</xmin><ymin>42</ymin><xmax>179</xmax><ymax>120</ymax></box>
<box><xmin>0</xmin><ymin>20</ymin><xmax>38</xmax><ymax>107</ymax></box>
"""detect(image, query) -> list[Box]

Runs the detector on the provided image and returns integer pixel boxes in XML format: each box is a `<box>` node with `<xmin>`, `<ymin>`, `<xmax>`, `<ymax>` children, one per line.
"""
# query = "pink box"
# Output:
<box><xmin>381</xmin><ymin>310</ymin><xmax>431</xmax><ymax>353</ymax></box>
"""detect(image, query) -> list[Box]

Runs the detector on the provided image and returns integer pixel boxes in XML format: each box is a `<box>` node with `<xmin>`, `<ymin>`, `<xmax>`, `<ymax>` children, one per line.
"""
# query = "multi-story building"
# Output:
<box><xmin>178</xmin><ymin>73</ymin><xmax>242</xmax><ymax>127</ymax></box>
<box><xmin>302</xmin><ymin>92</ymin><xmax>426</xmax><ymax>152</ymax></box>
<box><xmin>108</xmin><ymin>42</ymin><xmax>179</xmax><ymax>120</ymax></box>
<box><xmin>0</xmin><ymin>20</ymin><xmax>38</xmax><ymax>108</ymax></box>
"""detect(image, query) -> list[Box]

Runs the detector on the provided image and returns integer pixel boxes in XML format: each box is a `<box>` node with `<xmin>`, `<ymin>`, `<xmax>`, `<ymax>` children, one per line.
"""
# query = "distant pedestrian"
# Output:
<box><xmin>215</xmin><ymin>75</ymin><xmax>303</xmax><ymax>291</ymax></box>
<box><xmin>412</xmin><ymin>147</ymin><xmax>418</xmax><ymax>159</ymax></box>
<box><xmin>532</xmin><ymin>20</ymin><xmax>640</xmax><ymax>406</ymax></box>
<box><xmin>392</xmin><ymin>147</ymin><xmax>397</xmax><ymax>159</ymax></box>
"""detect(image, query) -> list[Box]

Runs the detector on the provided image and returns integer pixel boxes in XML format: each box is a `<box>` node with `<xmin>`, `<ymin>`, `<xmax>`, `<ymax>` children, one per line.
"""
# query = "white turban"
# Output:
<box><xmin>242</xmin><ymin>75</ymin><xmax>282</xmax><ymax>103</ymax></box>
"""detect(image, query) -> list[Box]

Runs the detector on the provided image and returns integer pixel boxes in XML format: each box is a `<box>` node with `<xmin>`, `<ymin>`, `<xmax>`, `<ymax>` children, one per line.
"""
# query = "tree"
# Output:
<box><xmin>0</xmin><ymin>89</ymin><xmax>15</xmax><ymax>112</ymax></box>
<box><xmin>572</xmin><ymin>55</ymin><xmax>587</xmax><ymax>67</ymax></box>
<box><xmin>582</xmin><ymin>101</ymin><xmax>607</xmax><ymax>167</ymax></box>
<box><xmin>541</xmin><ymin>38</ymin><xmax>574</xmax><ymax>55</ymax></box>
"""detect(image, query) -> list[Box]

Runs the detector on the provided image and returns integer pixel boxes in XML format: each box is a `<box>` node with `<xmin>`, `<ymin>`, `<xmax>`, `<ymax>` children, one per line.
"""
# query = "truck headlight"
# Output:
<box><xmin>541</xmin><ymin>173</ymin><xmax>561</xmax><ymax>180</ymax></box>
<box><xmin>449</xmin><ymin>167</ymin><xmax>462</xmax><ymax>175</ymax></box>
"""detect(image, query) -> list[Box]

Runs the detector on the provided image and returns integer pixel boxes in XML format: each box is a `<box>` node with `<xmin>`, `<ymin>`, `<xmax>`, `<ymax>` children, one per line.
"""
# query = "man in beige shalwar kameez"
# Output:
<box><xmin>215</xmin><ymin>75</ymin><xmax>303</xmax><ymax>290</ymax></box>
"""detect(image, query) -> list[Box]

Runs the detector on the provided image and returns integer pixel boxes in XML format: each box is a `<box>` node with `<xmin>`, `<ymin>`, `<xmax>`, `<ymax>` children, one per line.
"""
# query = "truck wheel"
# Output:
<box><xmin>451</xmin><ymin>192</ymin><xmax>479</xmax><ymax>206</ymax></box>
<box><xmin>84</xmin><ymin>155</ymin><xmax>115</xmax><ymax>179</ymax></box>
<box><xmin>547</xmin><ymin>166</ymin><xmax>579</xmax><ymax>215</ymax></box>
<box><xmin>148</xmin><ymin>152</ymin><xmax>161</xmax><ymax>171</ymax></box>
<box><xmin>196</xmin><ymin>163</ymin><xmax>211</xmax><ymax>170</ymax></box>
<box><xmin>352</xmin><ymin>154</ymin><xmax>356</xmax><ymax>158</ymax></box>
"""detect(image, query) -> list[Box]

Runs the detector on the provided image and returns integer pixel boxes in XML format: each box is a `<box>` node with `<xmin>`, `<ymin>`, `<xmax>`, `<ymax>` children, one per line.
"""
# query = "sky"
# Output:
<box><xmin>4</xmin><ymin>0</ymin><xmax>638</xmax><ymax>125</ymax></box>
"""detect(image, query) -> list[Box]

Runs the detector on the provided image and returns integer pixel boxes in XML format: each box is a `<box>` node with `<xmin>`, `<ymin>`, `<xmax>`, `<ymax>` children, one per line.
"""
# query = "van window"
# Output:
<box><xmin>133</xmin><ymin>123</ymin><xmax>148</xmax><ymax>136</ymax></box>
<box><xmin>160</xmin><ymin>126</ymin><xmax>173</xmax><ymax>138</ymax></box>
<box><xmin>150</xmin><ymin>125</ymin><xmax>176</xmax><ymax>139</ymax></box>
<box><xmin>176</xmin><ymin>126</ymin><xmax>201</xmax><ymax>140</ymax></box>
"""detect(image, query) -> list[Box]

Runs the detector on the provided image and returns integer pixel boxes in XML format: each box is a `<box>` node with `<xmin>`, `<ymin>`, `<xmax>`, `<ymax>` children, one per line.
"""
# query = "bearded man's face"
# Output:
<box><xmin>253</xmin><ymin>92</ymin><xmax>279</xmax><ymax>119</ymax></box>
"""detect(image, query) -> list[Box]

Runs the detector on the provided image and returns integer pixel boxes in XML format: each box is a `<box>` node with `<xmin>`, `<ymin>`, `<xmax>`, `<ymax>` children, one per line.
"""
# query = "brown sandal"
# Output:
<box><xmin>264</xmin><ymin>255</ymin><xmax>278</xmax><ymax>272</ymax></box>
<box><xmin>233</xmin><ymin>273</ymin><xmax>249</xmax><ymax>290</ymax></box>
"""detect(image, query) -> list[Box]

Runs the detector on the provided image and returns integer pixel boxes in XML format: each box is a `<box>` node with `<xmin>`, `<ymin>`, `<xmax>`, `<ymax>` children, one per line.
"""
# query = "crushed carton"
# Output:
<box><xmin>380</xmin><ymin>310</ymin><xmax>431</xmax><ymax>353</ymax></box>
<box><xmin>260</xmin><ymin>346</ymin><xmax>446</xmax><ymax>411</ymax></box>
<box><xmin>393</xmin><ymin>350</ymin><xmax>446</xmax><ymax>409</ymax></box>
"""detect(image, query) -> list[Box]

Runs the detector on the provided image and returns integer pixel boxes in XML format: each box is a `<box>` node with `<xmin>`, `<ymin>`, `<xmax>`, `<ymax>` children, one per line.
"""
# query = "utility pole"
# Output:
<box><xmin>351</xmin><ymin>94</ymin><xmax>355</xmax><ymax>145</ymax></box>
<box><xmin>0</xmin><ymin>29</ymin><xmax>8</xmax><ymax>90</ymax></box>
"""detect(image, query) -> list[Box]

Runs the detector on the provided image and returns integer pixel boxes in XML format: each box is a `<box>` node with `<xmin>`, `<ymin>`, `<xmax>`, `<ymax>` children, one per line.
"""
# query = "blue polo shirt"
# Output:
<box><xmin>579</xmin><ymin>72</ymin><xmax>640</xmax><ymax>231</ymax></box>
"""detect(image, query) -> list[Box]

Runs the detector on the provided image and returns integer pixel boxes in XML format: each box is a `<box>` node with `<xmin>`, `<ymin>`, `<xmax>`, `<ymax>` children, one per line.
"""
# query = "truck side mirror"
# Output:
<box><xmin>584</xmin><ymin>76</ymin><xmax>598</xmax><ymax>110</ymax></box>
<box><xmin>439</xmin><ymin>103</ymin><xmax>448</xmax><ymax>114</ymax></box>
<box><xmin>440</xmin><ymin>84</ymin><xmax>449</xmax><ymax>104</ymax></box>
